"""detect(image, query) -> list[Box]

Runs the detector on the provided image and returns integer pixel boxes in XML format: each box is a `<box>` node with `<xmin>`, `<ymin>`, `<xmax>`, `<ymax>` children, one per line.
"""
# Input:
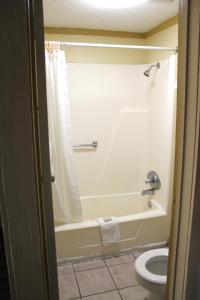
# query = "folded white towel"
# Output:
<box><xmin>97</xmin><ymin>217</ymin><xmax>120</xmax><ymax>246</ymax></box>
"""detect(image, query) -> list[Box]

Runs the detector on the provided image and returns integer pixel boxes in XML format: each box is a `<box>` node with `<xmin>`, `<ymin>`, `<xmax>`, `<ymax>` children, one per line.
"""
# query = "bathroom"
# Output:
<box><xmin>44</xmin><ymin>0</ymin><xmax>178</xmax><ymax>299</ymax></box>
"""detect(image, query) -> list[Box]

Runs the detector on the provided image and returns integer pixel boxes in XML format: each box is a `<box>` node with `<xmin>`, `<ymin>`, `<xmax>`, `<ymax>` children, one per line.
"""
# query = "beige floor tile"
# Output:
<box><xmin>73</xmin><ymin>259</ymin><xmax>105</xmax><ymax>272</ymax></box>
<box><xmin>58</xmin><ymin>273</ymin><xmax>80</xmax><ymax>300</ymax></box>
<box><xmin>108</xmin><ymin>263</ymin><xmax>138</xmax><ymax>289</ymax></box>
<box><xmin>105</xmin><ymin>254</ymin><xmax>134</xmax><ymax>266</ymax></box>
<box><xmin>82</xmin><ymin>291</ymin><xmax>121</xmax><ymax>300</ymax></box>
<box><xmin>76</xmin><ymin>267</ymin><xmax>116</xmax><ymax>297</ymax></box>
<box><xmin>119</xmin><ymin>286</ymin><xmax>148</xmax><ymax>300</ymax></box>
<box><xmin>58</xmin><ymin>264</ymin><xmax>74</xmax><ymax>275</ymax></box>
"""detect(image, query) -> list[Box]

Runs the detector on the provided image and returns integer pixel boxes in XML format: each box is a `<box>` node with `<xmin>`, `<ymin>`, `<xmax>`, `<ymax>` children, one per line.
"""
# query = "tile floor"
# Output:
<box><xmin>58</xmin><ymin>251</ymin><xmax>149</xmax><ymax>300</ymax></box>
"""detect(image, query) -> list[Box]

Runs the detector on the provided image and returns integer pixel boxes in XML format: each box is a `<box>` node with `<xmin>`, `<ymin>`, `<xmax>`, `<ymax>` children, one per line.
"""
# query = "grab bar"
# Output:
<box><xmin>73</xmin><ymin>141</ymin><xmax>98</xmax><ymax>149</ymax></box>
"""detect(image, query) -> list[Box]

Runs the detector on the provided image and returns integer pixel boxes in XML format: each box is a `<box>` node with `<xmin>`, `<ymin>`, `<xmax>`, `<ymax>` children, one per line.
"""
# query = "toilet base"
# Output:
<box><xmin>147</xmin><ymin>291</ymin><xmax>165</xmax><ymax>300</ymax></box>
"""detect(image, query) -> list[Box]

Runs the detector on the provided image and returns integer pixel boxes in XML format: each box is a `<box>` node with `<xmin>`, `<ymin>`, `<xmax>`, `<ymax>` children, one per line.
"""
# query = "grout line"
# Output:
<box><xmin>106</xmin><ymin>265</ymin><xmax>122</xmax><ymax>299</ymax></box>
<box><xmin>104</xmin><ymin>259</ymin><xmax>135</xmax><ymax>268</ymax></box>
<box><xmin>74</xmin><ymin>266</ymin><xmax>107</xmax><ymax>274</ymax></box>
<box><xmin>81</xmin><ymin>289</ymin><xmax>118</xmax><ymax>299</ymax></box>
<box><xmin>117</xmin><ymin>284</ymin><xmax>142</xmax><ymax>299</ymax></box>
<box><xmin>105</xmin><ymin>261</ymin><xmax>135</xmax><ymax>267</ymax></box>
<box><xmin>74</xmin><ymin>260</ymin><xmax>135</xmax><ymax>272</ymax></box>
<box><xmin>72</xmin><ymin>264</ymin><xmax>82</xmax><ymax>299</ymax></box>
<box><xmin>116</xmin><ymin>282</ymin><xmax>140</xmax><ymax>293</ymax></box>
<box><xmin>116</xmin><ymin>290</ymin><xmax>123</xmax><ymax>300</ymax></box>
<box><xmin>117</xmin><ymin>290</ymin><xmax>123</xmax><ymax>300</ymax></box>
<box><xmin>118</xmin><ymin>284</ymin><xmax>140</xmax><ymax>292</ymax></box>
<box><xmin>117</xmin><ymin>288</ymin><xmax>124</xmax><ymax>300</ymax></box>
<box><xmin>74</xmin><ymin>266</ymin><xmax>105</xmax><ymax>273</ymax></box>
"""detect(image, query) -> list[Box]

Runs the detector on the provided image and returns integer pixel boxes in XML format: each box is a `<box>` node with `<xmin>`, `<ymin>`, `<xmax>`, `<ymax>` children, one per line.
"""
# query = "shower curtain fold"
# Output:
<box><xmin>45</xmin><ymin>50</ymin><xmax>83</xmax><ymax>224</ymax></box>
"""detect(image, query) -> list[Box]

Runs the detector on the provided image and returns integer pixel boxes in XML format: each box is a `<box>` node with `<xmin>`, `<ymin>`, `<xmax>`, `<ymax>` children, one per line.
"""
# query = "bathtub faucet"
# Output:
<box><xmin>141</xmin><ymin>170</ymin><xmax>161</xmax><ymax>196</ymax></box>
<box><xmin>141</xmin><ymin>188</ymin><xmax>155</xmax><ymax>196</ymax></box>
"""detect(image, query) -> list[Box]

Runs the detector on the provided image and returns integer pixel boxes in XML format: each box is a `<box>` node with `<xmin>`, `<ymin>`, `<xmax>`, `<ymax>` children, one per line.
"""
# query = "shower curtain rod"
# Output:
<box><xmin>47</xmin><ymin>41</ymin><xmax>178</xmax><ymax>52</ymax></box>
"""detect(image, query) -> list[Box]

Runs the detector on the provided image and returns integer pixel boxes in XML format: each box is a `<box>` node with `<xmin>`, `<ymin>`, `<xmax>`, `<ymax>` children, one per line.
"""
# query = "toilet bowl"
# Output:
<box><xmin>135</xmin><ymin>248</ymin><xmax>168</xmax><ymax>300</ymax></box>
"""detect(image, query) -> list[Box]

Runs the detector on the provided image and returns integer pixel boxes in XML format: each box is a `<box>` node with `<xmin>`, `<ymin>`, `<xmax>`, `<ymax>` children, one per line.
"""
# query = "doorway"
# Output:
<box><xmin>43</xmin><ymin>1</ymin><xmax>179</xmax><ymax>299</ymax></box>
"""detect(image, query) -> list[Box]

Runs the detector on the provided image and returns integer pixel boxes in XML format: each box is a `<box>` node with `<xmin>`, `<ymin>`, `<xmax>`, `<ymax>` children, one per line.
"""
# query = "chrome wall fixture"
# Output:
<box><xmin>73</xmin><ymin>141</ymin><xmax>98</xmax><ymax>149</ymax></box>
<box><xmin>141</xmin><ymin>171</ymin><xmax>161</xmax><ymax>196</ymax></box>
<box><xmin>144</xmin><ymin>62</ymin><xmax>160</xmax><ymax>77</ymax></box>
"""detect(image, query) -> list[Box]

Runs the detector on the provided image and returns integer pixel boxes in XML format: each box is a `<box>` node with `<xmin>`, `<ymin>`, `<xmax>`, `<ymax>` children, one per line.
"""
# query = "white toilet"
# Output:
<box><xmin>135</xmin><ymin>248</ymin><xmax>168</xmax><ymax>300</ymax></box>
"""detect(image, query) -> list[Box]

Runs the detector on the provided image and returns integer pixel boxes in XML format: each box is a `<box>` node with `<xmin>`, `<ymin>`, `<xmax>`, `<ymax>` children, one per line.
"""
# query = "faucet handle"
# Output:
<box><xmin>145</xmin><ymin>171</ymin><xmax>161</xmax><ymax>190</ymax></box>
<box><xmin>145</xmin><ymin>178</ymin><xmax>155</xmax><ymax>184</ymax></box>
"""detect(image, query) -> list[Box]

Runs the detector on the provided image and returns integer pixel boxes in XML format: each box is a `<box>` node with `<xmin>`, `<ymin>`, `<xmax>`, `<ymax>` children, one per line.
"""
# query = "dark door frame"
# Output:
<box><xmin>0</xmin><ymin>1</ymin><xmax>59</xmax><ymax>299</ymax></box>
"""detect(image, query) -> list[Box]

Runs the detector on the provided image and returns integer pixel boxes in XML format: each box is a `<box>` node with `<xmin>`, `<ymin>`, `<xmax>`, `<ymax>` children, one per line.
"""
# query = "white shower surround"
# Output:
<box><xmin>69</xmin><ymin>56</ymin><xmax>176</xmax><ymax>213</ymax></box>
<box><xmin>55</xmin><ymin>56</ymin><xmax>176</xmax><ymax>258</ymax></box>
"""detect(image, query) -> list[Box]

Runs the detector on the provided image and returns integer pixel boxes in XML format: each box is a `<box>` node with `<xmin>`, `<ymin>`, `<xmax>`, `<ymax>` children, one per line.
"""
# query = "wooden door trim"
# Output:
<box><xmin>29</xmin><ymin>1</ymin><xmax>59</xmax><ymax>298</ymax></box>
<box><xmin>0</xmin><ymin>1</ymin><xmax>59</xmax><ymax>299</ymax></box>
<box><xmin>167</xmin><ymin>0</ymin><xmax>200</xmax><ymax>298</ymax></box>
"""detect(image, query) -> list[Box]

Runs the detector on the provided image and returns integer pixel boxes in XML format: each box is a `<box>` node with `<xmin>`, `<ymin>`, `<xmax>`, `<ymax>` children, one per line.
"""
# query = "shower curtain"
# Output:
<box><xmin>45</xmin><ymin>49</ymin><xmax>83</xmax><ymax>224</ymax></box>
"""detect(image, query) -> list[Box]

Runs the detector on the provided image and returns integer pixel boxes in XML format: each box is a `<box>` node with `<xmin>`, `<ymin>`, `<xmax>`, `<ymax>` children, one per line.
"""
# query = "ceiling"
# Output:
<box><xmin>43</xmin><ymin>0</ymin><xmax>179</xmax><ymax>33</ymax></box>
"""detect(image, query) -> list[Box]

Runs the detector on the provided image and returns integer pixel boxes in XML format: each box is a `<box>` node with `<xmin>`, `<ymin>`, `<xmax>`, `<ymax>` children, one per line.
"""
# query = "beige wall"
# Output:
<box><xmin>45</xmin><ymin>23</ymin><xmax>178</xmax><ymax>64</ymax></box>
<box><xmin>145</xmin><ymin>24</ymin><xmax>178</xmax><ymax>63</ymax></box>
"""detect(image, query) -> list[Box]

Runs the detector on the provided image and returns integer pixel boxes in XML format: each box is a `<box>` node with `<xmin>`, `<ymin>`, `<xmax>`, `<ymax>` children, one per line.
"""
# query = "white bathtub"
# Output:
<box><xmin>55</xmin><ymin>195</ymin><xmax>169</xmax><ymax>259</ymax></box>
<box><xmin>81</xmin><ymin>193</ymin><xmax>163</xmax><ymax>221</ymax></box>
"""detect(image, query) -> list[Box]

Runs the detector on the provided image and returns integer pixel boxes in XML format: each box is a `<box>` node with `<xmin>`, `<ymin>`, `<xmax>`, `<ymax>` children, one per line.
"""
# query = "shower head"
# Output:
<box><xmin>144</xmin><ymin>70</ymin><xmax>150</xmax><ymax>77</ymax></box>
<box><xmin>144</xmin><ymin>62</ymin><xmax>160</xmax><ymax>77</ymax></box>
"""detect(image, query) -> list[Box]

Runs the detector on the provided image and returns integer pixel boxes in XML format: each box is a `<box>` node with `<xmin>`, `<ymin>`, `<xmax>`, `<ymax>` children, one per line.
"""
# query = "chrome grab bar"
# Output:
<box><xmin>73</xmin><ymin>141</ymin><xmax>98</xmax><ymax>149</ymax></box>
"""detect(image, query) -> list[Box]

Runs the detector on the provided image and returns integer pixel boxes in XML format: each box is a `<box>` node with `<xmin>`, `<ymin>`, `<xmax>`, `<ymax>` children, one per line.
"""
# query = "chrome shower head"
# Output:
<box><xmin>144</xmin><ymin>70</ymin><xmax>150</xmax><ymax>77</ymax></box>
<box><xmin>144</xmin><ymin>62</ymin><xmax>160</xmax><ymax>77</ymax></box>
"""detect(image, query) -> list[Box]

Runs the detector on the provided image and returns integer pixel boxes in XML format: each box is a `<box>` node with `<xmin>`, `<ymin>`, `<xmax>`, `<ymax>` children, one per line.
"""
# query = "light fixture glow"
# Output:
<box><xmin>82</xmin><ymin>0</ymin><xmax>149</xmax><ymax>10</ymax></box>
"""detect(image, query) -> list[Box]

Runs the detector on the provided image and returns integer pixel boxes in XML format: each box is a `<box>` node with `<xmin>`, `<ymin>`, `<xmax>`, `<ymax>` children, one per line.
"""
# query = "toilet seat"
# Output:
<box><xmin>135</xmin><ymin>248</ymin><xmax>168</xmax><ymax>285</ymax></box>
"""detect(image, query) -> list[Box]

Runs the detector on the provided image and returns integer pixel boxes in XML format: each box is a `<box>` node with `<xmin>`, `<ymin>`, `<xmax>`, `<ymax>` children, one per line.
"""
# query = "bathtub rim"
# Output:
<box><xmin>55</xmin><ymin>199</ymin><xmax>166</xmax><ymax>232</ymax></box>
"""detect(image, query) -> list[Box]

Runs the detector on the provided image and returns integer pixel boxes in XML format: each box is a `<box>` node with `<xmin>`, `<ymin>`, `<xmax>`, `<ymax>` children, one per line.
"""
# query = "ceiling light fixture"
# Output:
<box><xmin>82</xmin><ymin>0</ymin><xmax>149</xmax><ymax>10</ymax></box>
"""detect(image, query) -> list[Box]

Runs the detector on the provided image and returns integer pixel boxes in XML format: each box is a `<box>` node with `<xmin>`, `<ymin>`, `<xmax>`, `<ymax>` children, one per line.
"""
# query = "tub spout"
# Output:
<box><xmin>141</xmin><ymin>188</ymin><xmax>155</xmax><ymax>196</ymax></box>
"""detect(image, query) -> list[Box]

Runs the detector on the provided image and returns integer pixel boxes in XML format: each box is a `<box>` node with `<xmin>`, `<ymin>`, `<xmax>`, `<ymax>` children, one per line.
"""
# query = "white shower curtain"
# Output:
<box><xmin>45</xmin><ymin>49</ymin><xmax>83</xmax><ymax>224</ymax></box>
